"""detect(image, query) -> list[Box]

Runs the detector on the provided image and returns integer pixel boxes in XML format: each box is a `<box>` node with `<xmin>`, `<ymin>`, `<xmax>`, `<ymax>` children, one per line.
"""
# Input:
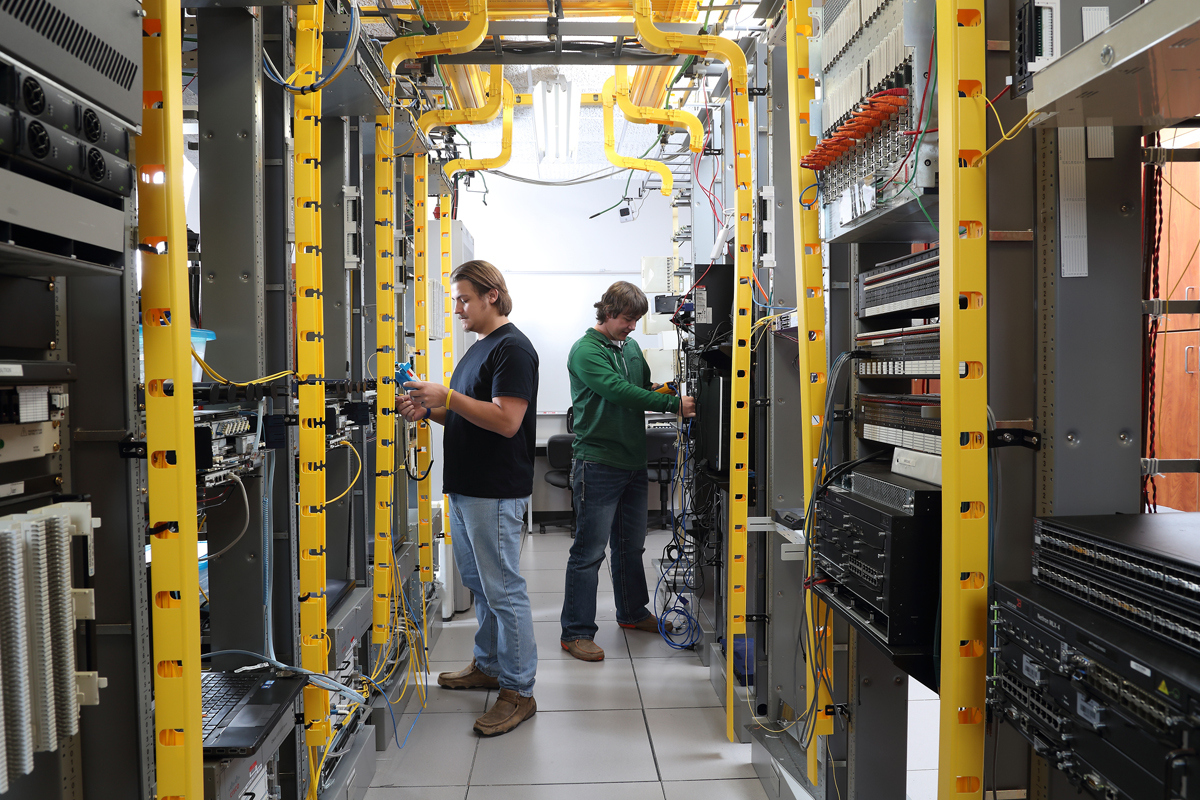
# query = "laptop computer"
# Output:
<box><xmin>201</xmin><ymin>670</ymin><xmax>305</xmax><ymax>758</ymax></box>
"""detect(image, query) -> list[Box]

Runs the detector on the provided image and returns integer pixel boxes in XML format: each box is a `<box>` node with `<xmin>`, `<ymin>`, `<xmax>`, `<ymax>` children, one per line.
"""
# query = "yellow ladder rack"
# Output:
<box><xmin>785</xmin><ymin>0</ymin><xmax>835</xmax><ymax>781</ymax></box>
<box><xmin>936</xmin><ymin>2</ymin><xmax>989</xmax><ymax>797</ymax></box>
<box><xmin>140</xmin><ymin>2</ymin><xmax>203</xmax><ymax>797</ymax></box>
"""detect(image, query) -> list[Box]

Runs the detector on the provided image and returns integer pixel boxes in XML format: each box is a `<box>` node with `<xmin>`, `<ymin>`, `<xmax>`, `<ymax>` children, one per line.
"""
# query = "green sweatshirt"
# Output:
<box><xmin>568</xmin><ymin>327</ymin><xmax>680</xmax><ymax>471</ymax></box>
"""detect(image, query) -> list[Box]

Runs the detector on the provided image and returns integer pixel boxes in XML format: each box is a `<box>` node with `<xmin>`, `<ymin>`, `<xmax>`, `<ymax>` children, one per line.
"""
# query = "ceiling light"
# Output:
<box><xmin>531</xmin><ymin>69</ymin><xmax>582</xmax><ymax>163</ymax></box>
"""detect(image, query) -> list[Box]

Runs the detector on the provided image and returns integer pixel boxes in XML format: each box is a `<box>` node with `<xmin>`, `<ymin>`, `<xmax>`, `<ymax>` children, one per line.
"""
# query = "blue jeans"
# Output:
<box><xmin>448</xmin><ymin>494</ymin><xmax>537</xmax><ymax>696</ymax></box>
<box><xmin>560</xmin><ymin>460</ymin><xmax>652</xmax><ymax>642</ymax></box>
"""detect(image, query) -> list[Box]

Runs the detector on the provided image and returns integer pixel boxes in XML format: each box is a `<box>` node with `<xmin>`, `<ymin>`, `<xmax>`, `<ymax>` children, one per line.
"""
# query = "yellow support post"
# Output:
<box><xmin>372</xmin><ymin>83</ymin><xmax>398</xmax><ymax>643</ymax></box>
<box><xmin>601</xmin><ymin>74</ymin><xmax>673</xmax><ymax>196</ymax></box>
<box><xmin>413</xmin><ymin>155</ymin><xmax>435</xmax><ymax>588</ymax></box>
<box><xmin>440</xmin><ymin>194</ymin><xmax>453</xmax><ymax>538</ymax></box>
<box><xmin>785</xmin><ymin>0</ymin><xmax>834</xmax><ymax>781</ymax></box>
<box><xmin>292</xmin><ymin>0</ymin><xmax>331</xmax><ymax>771</ymax></box>
<box><xmin>633</xmin><ymin>0</ymin><xmax>754</xmax><ymax>744</ymax></box>
<box><xmin>936</xmin><ymin>2</ymin><xmax>989</xmax><ymax>798</ymax></box>
<box><xmin>139</xmin><ymin>3</ymin><xmax>202</xmax><ymax>798</ymax></box>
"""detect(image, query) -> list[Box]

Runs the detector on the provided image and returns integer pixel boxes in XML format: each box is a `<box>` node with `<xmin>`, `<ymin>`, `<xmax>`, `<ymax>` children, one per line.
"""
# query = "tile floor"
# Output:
<box><xmin>366</xmin><ymin>529</ymin><xmax>769</xmax><ymax>800</ymax></box>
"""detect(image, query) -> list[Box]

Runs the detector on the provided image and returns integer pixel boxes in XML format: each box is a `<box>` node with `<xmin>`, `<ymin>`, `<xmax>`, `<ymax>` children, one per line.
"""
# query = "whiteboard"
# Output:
<box><xmin>505</xmin><ymin>271</ymin><xmax>662</xmax><ymax>414</ymax></box>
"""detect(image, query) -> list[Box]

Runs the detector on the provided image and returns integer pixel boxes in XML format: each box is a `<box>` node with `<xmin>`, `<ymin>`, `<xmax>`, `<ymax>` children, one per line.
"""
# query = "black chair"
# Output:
<box><xmin>645</xmin><ymin>428</ymin><xmax>678</xmax><ymax>530</ymax></box>
<box><xmin>541</xmin><ymin>433</ymin><xmax>575</xmax><ymax>534</ymax></box>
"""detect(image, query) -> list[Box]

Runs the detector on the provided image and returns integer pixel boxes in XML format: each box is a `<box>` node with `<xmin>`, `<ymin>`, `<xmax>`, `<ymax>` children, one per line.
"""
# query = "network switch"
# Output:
<box><xmin>812</xmin><ymin>464</ymin><xmax>940</xmax><ymax>685</ymax></box>
<box><xmin>992</xmin><ymin>580</ymin><xmax>1200</xmax><ymax>800</ymax></box>
<box><xmin>1032</xmin><ymin>514</ymin><xmax>1200</xmax><ymax>657</ymax></box>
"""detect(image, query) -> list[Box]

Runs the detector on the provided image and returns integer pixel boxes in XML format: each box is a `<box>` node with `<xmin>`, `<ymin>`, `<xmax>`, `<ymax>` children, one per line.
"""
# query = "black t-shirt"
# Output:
<box><xmin>442</xmin><ymin>322</ymin><xmax>539</xmax><ymax>498</ymax></box>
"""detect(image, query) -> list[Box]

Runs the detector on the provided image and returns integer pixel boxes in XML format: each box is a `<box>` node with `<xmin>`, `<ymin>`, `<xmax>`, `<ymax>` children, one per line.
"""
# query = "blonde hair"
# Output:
<box><xmin>451</xmin><ymin>260</ymin><xmax>513</xmax><ymax>316</ymax></box>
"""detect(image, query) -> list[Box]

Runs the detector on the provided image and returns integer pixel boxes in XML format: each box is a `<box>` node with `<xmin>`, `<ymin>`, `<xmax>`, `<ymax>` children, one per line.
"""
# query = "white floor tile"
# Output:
<box><xmin>907</xmin><ymin>700</ymin><xmax>939</xmax><ymax>771</ymax></box>
<box><xmin>632</xmin><ymin>657</ymin><xmax>721</xmax><ymax>709</ymax></box>
<box><xmin>429</xmin><ymin>621</ymin><xmax>482</xmax><ymax>663</ymax></box>
<box><xmin>528</xmin><ymin>591</ymin><xmax>617</xmax><ymax>623</ymax></box>
<box><xmin>907</xmin><ymin>769</ymin><xmax>938</xmax><ymax>800</ymax></box>
<box><xmin>471</xmin><ymin>709</ymin><xmax>658</xmax><ymax>784</ymax></box>
<box><xmin>624</xmin><ymin>628</ymin><xmax>705</xmax><ymax>660</ymax></box>
<box><xmin>520</xmin><ymin>546</ymin><xmax>571</xmax><ymax>571</ymax></box>
<box><xmin>372</xmin><ymin>712</ymin><xmax>478</xmax><ymax>787</ymax></box>
<box><xmin>524</xmin><ymin>534</ymin><xmax>576</xmax><ymax>552</ymax></box>
<box><xmin>366</xmin><ymin>787</ymin><xmax>467</xmax><ymax>800</ymax></box>
<box><xmin>469</xmin><ymin>782</ymin><xmax>665</xmax><ymax>800</ymax></box>
<box><xmin>536</xmin><ymin>620</ymin><xmax>629</xmax><ymax>660</ymax></box>
<box><xmin>662</xmin><ymin>779</ymin><xmax>770</xmax><ymax>800</ymax></box>
<box><xmin>530</xmin><ymin>657</ymin><xmax>641</xmax><ymax>711</ymax></box>
<box><xmin>646</xmin><ymin>707</ymin><xmax>757</xmax><ymax>781</ymax></box>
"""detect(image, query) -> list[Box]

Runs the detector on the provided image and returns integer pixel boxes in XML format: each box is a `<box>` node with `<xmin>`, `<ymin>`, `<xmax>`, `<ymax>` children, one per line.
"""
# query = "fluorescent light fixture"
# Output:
<box><xmin>531</xmin><ymin>70</ymin><xmax>581</xmax><ymax>163</ymax></box>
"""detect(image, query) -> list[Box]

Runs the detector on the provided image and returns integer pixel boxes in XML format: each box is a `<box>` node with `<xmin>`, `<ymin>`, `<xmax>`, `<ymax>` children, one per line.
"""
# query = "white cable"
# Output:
<box><xmin>199</xmin><ymin>473</ymin><xmax>250</xmax><ymax>562</ymax></box>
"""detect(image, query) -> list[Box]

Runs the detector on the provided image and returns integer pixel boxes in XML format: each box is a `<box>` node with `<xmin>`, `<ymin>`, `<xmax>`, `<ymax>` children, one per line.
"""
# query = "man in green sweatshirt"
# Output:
<box><xmin>559</xmin><ymin>281</ymin><xmax>696</xmax><ymax>662</ymax></box>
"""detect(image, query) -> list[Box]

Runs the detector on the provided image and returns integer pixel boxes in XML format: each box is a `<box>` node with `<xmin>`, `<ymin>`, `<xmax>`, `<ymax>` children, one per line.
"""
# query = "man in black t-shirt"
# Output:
<box><xmin>398</xmin><ymin>259</ymin><xmax>539</xmax><ymax>737</ymax></box>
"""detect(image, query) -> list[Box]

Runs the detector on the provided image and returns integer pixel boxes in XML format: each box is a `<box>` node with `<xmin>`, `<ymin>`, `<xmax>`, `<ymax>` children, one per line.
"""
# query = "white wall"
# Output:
<box><xmin>457</xmin><ymin>175</ymin><xmax>676</xmax><ymax>414</ymax></box>
<box><xmin>456</xmin><ymin>175</ymin><xmax>678</xmax><ymax>514</ymax></box>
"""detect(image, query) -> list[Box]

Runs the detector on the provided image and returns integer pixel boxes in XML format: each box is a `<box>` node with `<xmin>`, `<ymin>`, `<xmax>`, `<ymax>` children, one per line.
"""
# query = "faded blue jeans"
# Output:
<box><xmin>448</xmin><ymin>494</ymin><xmax>537</xmax><ymax>696</ymax></box>
<box><xmin>560</xmin><ymin>460</ymin><xmax>652</xmax><ymax>642</ymax></box>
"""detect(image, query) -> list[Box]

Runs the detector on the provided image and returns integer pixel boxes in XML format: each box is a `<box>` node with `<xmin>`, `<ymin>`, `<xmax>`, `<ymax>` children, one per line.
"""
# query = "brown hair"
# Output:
<box><xmin>595</xmin><ymin>281</ymin><xmax>649</xmax><ymax>323</ymax></box>
<box><xmin>451</xmin><ymin>259</ymin><xmax>513</xmax><ymax>316</ymax></box>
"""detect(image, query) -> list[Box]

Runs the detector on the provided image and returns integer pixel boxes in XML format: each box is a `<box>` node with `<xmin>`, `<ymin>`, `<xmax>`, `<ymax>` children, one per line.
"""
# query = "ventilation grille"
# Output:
<box><xmin>851</xmin><ymin>470</ymin><xmax>915</xmax><ymax>514</ymax></box>
<box><xmin>0</xmin><ymin>0</ymin><xmax>138</xmax><ymax>90</ymax></box>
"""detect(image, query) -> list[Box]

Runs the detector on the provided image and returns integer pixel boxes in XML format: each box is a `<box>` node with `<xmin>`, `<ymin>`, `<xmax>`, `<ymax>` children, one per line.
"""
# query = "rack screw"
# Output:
<box><xmin>1100</xmin><ymin>45</ymin><xmax>1114</xmax><ymax>65</ymax></box>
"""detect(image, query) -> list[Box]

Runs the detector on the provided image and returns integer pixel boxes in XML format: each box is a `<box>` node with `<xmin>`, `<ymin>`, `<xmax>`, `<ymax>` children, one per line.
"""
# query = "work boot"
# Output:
<box><xmin>560</xmin><ymin>638</ymin><xmax>605</xmax><ymax>661</ymax></box>
<box><xmin>619</xmin><ymin>616</ymin><xmax>673</xmax><ymax>634</ymax></box>
<box><xmin>473</xmin><ymin>689</ymin><xmax>537</xmax><ymax>736</ymax></box>
<box><xmin>437</xmin><ymin>659</ymin><xmax>500</xmax><ymax>690</ymax></box>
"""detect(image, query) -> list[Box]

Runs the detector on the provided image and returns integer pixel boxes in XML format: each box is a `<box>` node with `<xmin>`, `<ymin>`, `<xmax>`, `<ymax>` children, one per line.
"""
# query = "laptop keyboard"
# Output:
<box><xmin>201</xmin><ymin>671</ymin><xmax>260</xmax><ymax>740</ymax></box>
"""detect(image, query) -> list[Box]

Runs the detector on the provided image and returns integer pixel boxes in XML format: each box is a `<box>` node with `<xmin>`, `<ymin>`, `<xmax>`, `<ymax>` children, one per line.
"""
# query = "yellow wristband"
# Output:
<box><xmin>445</xmin><ymin>389</ymin><xmax>454</xmax><ymax>410</ymax></box>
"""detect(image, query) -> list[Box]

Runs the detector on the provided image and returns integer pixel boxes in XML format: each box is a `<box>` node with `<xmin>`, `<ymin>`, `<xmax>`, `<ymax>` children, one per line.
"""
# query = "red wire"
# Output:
<box><xmin>883</xmin><ymin>29</ymin><xmax>936</xmax><ymax>189</ymax></box>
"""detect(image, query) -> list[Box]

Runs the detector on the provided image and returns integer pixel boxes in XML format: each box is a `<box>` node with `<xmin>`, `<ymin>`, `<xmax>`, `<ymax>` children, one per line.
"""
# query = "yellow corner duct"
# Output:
<box><xmin>443</xmin><ymin>79</ymin><xmax>515</xmax><ymax>178</ymax></box>
<box><xmin>614</xmin><ymin>65</ymin><xmax>702</xmax><ymax>153</ymax></box>
<box><xmin>418</xmin><ymin>65</ymin><xmax>505</xmax><ymax>135</ymax></box>
<box><xmin>380</xmin><ymin>0</ymin><xmax>488</xmax><ymax>71</ymax></box>
<box><xmin>603</xmin><ymin>74</ymin><xmax>672</xmax><ymax>196</ymax></box>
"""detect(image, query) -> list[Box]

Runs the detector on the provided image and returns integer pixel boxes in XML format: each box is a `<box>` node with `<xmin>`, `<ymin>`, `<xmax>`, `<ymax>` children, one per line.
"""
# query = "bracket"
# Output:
<box><xmin>748</xmin><ymin>87</ymin><xmax>767</xmax><ymax>97</ymax></box>
<box><xmin>1142</xmin><ymin>459</ymin><xmax>1200</xmax><ymax>476</ymax></box>
<box><xmin>703</xmin><ymin>147</ymin><xmax>723</xmax><ymax>157</ymax></box>
<box><xmin>745</xmin><ymin>613</ymin><xmax>769</xmax><ymax>623</ymax></box>
<box><xmin>118</xmin><ymin>440</ymin><xmax>147</xmax><ymax>459</ymax></box>
<box><xmin>988</xmin><ymin>428</ymin><xmax>1041</xmax><ymax>451</ymax></box>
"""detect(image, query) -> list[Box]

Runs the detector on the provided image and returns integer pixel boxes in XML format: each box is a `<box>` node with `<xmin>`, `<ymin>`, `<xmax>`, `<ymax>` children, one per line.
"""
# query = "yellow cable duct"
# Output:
<box><xmin>443</xmin><ymin>78</ymin><xmax>515</xmax><ymax>178</ymax></box>
<box><xmin>602</xmin><ymin>74</ymin><xmax>673</xmax><ymax>195</ymax></box>
<box><xmin>614</xmin><ymin>64</ymin><xmax>702</xmax><ymax>153</ymax></box>
<box><xmin>415</xmin><ymin>0</ymin><xmax>697</xmax><ymax>21</ymax></box>
<box><xmin>418</xmin><ymin>65</ymin><xmax>505</xmax><ymax>136</ymax></box>
<box><xmin>442</xmin><ymin>64</ymin><xmax>489</xmax><ymax>110</ymax></box>
<box><xmin>628</xmin><ymin>65</ymin><xmax>672</xmax><ymax>109</ymax></box>
<box><xmin>380</xmin><ymin>0</ymin><xmax>488</xmax><ymax>70</ymax></box>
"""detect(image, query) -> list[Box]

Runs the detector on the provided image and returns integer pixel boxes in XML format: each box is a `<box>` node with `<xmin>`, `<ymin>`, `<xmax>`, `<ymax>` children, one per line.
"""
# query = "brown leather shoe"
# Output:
<box><xmin>473</xmin><ymin>689</ymin><xmax>536</xmax><ymax>736</ymax></box>
<box><xmin>619</xmin><ymin>616</ymin><xmax>673</xmax><ymax>634</ymax></box>
<box><xmin>560</xmin><ymin>638</ymin><xmax>605</xmax><ymax>661</ymax></box>
<box><xmin>437</xmin><ymin>659</ymin><xmax>500</xmax><ymax>690</ymax></box>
